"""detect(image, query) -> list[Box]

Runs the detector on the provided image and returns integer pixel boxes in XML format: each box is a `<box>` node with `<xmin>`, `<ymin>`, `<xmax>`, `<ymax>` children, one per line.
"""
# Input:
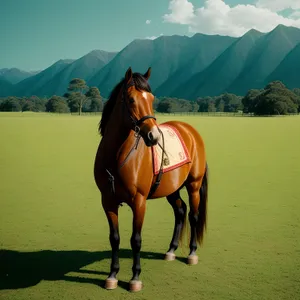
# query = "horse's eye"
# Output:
<box><xmin>129</xmin><ymin>98</ymin><xmax>134</xmax><ymax>104</ymax></box>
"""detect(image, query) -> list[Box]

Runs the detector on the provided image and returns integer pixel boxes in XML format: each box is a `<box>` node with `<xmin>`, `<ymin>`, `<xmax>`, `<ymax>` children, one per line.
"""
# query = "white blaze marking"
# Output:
<box><xmin>142</xmin><ymin>91</ymin><xmax>148</xmax><ymax>99</ymax></box>
<box><xmin>142</xmin><ymin>91</ymin><xmax>159</xmax><ymax>140</ymax></box>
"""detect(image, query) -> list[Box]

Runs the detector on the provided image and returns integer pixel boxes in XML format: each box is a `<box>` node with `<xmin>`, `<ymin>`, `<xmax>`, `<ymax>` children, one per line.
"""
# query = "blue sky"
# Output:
<box><xmin>1</xmin><ymin>0</ymin><xmax>300</xmax><ymax>71</ymax></box>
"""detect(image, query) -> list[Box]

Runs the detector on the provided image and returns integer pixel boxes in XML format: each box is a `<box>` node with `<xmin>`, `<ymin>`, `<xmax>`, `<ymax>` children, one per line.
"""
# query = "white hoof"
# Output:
<box><xmin>165</xmin><ymin>252</ymin><xmax>176</xmax><ymax>261</ymax></box>
<box><xmin>105</xmin><ymin>278</ymin><xmax>118</xmax><ymax>290</ymax></box>
<box><xmin>129</xmin><ymin>280</ymin><xmax>143</xmax><ymax>292</ymax></box>
<box><xmin>187</xmin><ymin>255</ymin><xmax>198</xmax><ymax>265</ymax></box>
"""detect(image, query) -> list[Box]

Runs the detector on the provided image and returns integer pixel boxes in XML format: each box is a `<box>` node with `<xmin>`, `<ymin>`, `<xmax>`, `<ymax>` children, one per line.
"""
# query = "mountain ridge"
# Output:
<box><xmin>32</xmin><ymin>50</ymin><xmax>117</xmax><ymax>97</ymax></box>
<box><xmin>0</xmin><ymin>68</ymin><xmax>40</xmax><ymax>84</ymax></box>
<box><xmin>1</xmin><ymin>25</ymin><xmax>300</xmax><ymax>99</ymax></box>
<box><xmin>170</xmin><ymin>28</ymin><xmax>266</xmax><ymax>99</ymax></box>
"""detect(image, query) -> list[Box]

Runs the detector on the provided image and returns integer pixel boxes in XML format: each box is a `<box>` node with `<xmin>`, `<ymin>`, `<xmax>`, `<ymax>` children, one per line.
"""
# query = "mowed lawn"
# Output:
<box><xmin>0</xmin><ymin>112</ymin><xmax>299</xmax><ymax>300</ymax></box>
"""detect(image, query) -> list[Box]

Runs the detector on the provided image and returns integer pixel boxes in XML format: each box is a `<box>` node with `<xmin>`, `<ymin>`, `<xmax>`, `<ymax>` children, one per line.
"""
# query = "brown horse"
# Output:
<box><xmin>94</xmin><ymin>67</ymin><xmax>208</xmax><ymax>292</ymax></box>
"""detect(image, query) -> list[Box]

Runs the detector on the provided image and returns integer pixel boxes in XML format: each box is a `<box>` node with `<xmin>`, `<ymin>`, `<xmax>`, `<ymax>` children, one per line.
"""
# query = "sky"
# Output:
<box><xmin>1</xmin><ymin>0</ymin><xmax>300</xmax><ymax>71</ymax></box>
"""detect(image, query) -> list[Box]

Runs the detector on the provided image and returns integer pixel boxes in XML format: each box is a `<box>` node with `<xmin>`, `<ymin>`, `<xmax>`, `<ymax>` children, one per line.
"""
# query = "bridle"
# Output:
<box><xmin>121</xmin><ymin>80</ymin><xmax>157</xmax><ymax>137</ymax></box>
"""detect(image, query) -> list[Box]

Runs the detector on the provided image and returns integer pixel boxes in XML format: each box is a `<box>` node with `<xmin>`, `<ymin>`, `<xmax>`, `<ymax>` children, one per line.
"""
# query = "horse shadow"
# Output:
<box><xmin>0</xmin><ymin>248</ymin><xmax>187</xmax><ymax>291</ymax></box>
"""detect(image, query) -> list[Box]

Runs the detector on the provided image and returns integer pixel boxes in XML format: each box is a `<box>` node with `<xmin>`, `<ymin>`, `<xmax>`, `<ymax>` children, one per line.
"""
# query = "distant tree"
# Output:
<box><xmin>176</xmin><ymin>98</ymin><xmax>191</xmax><ymax>112</ymax></box>
<box><xmin>217</xmin><ymin>99</ymin><xmax>225</xmax><ymax>112</ymax></box>
<box><xmin>19</xmin><ymin>96</ymin><xmax>46</xmax><ymax>112</ymax></box>
<box><xmin>22</xmin><ymin>99</ymin><xmax>35</xmax><ymax>111</ymax></box>
<box><xmin>252</xmin><ymin>81</ymin><xmax>299</xmax><ymax>115</ymax></box>
<box><xmin>153</xmin><ymin>97</ymin><xmax>160</xmax><ymax>111</ymax></box>
<box><xmin>156</xmin><ymin>97</ymin><xmax>198</xmax><ymax>113</ymax></box>
<box><xmin>242</xmin><ymin>89</ymin><xmax>262</xmax><ymax>113</ymax></box>
<box><xmin>196</xmin><ymin>96</ymin><xmax>218</xmax><ymax>112</ymax></box>
<box><xmin>156</xmin><ymin>98</ymin><xmax>174</xmax><ymax>113</ymax></box>
<box><xmin>66</xmin><ymin>92</ymin><xmax>87</xmax><ymax>113</ymax></box>
<box><xmin>293</xmin><ymin>88</ymin><xmax>300</xmax><ymax>97</ymax></box>
<box><xmin>190</xmin><ymin>101</ymin><xmax>199</xmax><ymax>112</ymax></box>
<box><xmin>29</xmin><ymin>96</ymin><xmax>46</xmax><ymax>112</ymax></box>
<box><xmin>256</xmin><ymin>94</ymin><xmax>297</xmax><ymax>115</ymax></box>
<box><xmin>67</xmin><ymin>78</ymin><xmax>88</xmax><ymax>115</ymax></box>
<box><xmin>90</xmin><ymin>98</ymin><xmax>102</xmax><ymax>112</ymax></box>
<box><xmin>85</xmin><ymin>86</ymin><xmax>100</xmax><ymax>99</ymax></box>
<box><xmin>82</xmin><ymin>99</ymin><xmax>91</xmax><ymax>112</ymax></box>
<box><xmin>45</xmin><ymin>95</ymin><xmax>69</xmax><ymax>113</ymax></box>
<box><xmin>207</xmin><ymin>101</ymin><xmax>216</xmax><ymax>112</ymax></box>
<box><xmin>85</xmin><ymin>87</ymin><xmax>103</xmax><ymax>112</ymax></box>
<box><xmin>0</xmin><ymin>97</ymin><xmax>21</xmax><ymax>111</ymax></box>
<box><xmin>292</xmin><ymin>88</ymin><xmax>300</xmax><ymax>112</ymax></box>
<box><xmin>63</xmin><ymin>92</ymin><xmax>71</xmax><ymax>98</ymax></box>
<box><xmin>64</xmin><ymin>92</ymin><xmax>77</xmax><ymax>112</ymax></box>
<box><xmin>223</xmin><ymin>93</ymin><xmax>243</xmax><ymax>112</ymax></box>
<box><xmin>214</xmin><ymin>93</ymin><xmax>243</xmax><ymax>112</ymax></box>
<box><xmin>196</xmin><ymin>97</ymin><xmax>213</xmax><ymax>112</ymax></box>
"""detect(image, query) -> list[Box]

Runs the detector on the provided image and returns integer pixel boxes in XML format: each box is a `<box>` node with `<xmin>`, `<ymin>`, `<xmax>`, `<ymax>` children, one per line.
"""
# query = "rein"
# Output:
<box><xmin>105</xmin><ymin>80</ymin><xmax>165</xmax><ymax>199</ymax></box>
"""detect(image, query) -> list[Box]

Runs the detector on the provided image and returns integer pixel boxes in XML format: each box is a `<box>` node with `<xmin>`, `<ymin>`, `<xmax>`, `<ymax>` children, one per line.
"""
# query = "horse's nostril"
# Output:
<box><xmin>148</xmin><ymin>132</ymin><xmax>154</xmax><ymax>141</ymax></box>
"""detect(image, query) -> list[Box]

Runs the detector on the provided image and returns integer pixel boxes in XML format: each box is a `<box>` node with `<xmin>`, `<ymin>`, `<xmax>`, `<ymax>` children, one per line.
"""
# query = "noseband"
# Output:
<box><xmin>121</xmin><ymin>80</ymin><xmax>156</xmax><ymax>135</ymax></box>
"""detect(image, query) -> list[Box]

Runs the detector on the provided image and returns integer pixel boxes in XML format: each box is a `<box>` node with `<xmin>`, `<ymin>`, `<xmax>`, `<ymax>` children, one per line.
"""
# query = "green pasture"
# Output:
<box><xmin>0</xmin><ymin>112</ymin><xmax>299</xmax><ymax>300</ymax></box>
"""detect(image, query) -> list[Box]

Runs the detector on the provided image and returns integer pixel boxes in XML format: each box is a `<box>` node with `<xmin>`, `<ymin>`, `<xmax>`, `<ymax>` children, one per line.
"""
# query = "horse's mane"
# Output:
<box><xmin>98</xmin><ymin>72</ymin><xmax>152</xmax><ymax>136</ymax></box>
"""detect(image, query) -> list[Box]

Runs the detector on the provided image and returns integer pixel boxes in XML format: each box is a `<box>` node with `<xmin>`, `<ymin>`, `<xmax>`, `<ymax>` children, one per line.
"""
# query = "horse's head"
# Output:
<box><xmin>121</xmin><ymin>67</ymin><xmax>160</xmax><ymax>147</ymax></box>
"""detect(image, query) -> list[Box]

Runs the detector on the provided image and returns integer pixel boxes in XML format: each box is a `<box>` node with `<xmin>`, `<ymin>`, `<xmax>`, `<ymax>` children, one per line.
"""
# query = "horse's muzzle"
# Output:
<box><xmin>142</xmin><ymin>126</ymin><xmax>160</xmax><ymax>147</ymax></box>
<box><xmin>146</xmin><ymin>131</ymin><xmax>159</xmax><ymax>146</ymax></box>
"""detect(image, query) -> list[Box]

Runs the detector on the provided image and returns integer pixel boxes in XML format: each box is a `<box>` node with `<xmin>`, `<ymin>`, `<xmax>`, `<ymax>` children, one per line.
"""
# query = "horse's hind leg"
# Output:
<box><xmin>185</xmin><ymin>180</ymin><xmax>201</xmax><ymax>265</ymax></box>
<box><xmin>165</xmin><ymin>190</ymin><xmax>187</xmax><ymax>261</ymax></box>
<box><xmin>185</xmin><ymin>165</ymin><xmax>208</xmax><ymax>265</ymax></box>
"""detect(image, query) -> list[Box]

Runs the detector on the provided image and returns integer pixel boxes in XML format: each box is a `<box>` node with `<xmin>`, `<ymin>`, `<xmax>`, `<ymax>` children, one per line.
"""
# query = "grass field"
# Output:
<box><xmin>0</xmin><ymin>112</ymin><xmax>300</xmax><ymax>300</ymax></box>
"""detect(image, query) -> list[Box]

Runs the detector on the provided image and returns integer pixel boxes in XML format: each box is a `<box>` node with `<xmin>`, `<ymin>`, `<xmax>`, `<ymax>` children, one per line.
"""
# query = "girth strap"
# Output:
<box><xmin>147</xmin><ymin>168</ymin><xmax>163</xmax><ymax>199</ymax></box>
<box><xmin>147</xmin><ymin>126</ymin><xmax>165</xmax><ymax>199</ymax></box>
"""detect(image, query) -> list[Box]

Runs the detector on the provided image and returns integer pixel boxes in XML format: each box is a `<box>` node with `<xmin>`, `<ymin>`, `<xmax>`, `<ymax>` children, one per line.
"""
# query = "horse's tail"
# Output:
<box><xmin>196</xmin><ymin>162</ymin><xmax>208</xmax><ymax>245</ymax></box>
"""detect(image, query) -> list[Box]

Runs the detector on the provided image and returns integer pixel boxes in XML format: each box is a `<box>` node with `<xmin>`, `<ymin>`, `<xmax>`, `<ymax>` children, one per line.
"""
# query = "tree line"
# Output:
<box><xmin>0</xmin><ymin>78</ymin><xmax>103</xmax><ymax>115</ymax></box>
<box><xmin>156</xmin><ymin>81</ymin><xmax>300</xmax><ymax>115</ymax></box>
<box><xmin>155</xmin><ymin>93</ymin><xmax>243</xmax><ymax>114</ymax></box>
<box><xmin>1</xmin><ymin>79</ymin><xmax>300</xmax><ymax>115</ymax></box>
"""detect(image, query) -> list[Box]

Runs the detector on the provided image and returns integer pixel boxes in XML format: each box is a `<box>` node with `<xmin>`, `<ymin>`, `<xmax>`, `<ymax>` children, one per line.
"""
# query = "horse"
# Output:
<box><xmin>93</xmin><ymin>67</ymin><xmax>208</xmax><ymax>292</ymax></box>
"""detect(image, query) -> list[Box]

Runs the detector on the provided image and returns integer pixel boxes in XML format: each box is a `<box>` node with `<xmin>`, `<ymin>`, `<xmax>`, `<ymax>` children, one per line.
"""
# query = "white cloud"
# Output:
<box><xmin>146</xmin><ymin>19</ymin><xmax>151</xmax><ymax>25</ymax></box>
<box><xmin>145</xmin><ymin>33</ymin><xmax>164</xmax><ymax>40</ymax></box>
<box><xmin>163</xmin><ymin>0</ymin><xmax>194</xmax><ymax>24</ymax></box>
<box><xmin>256</xmin><ymin>0</ymin><xmax>300</xmax><ymax>12</ymax></box>
<box><xmin>162</xmin><ymin>0</ymin><xmax>300</xmax><ymax>37</ymax></box>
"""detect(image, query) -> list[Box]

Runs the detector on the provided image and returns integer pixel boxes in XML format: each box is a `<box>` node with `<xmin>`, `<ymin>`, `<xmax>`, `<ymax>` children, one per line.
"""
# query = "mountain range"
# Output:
<box><xmin>0</xmin><ymin>68</ymin><xmax>39</xmax><ymax>84</ymax></box>
<box><xmin>1</xmin><ymin>24</ymin><xmax>300</xmax><ymax>100</ymax></box>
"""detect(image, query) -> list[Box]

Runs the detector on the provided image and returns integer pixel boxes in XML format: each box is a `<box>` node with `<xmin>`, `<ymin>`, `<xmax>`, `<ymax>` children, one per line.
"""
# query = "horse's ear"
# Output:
<box><xmin>125</xmin><ymin>67</ymin><xmax>133</xmax><ymax>83</ymax></box>
<box><xmin>144</xmin><ymin>67</ymin><xmax>151</xmax><ymax>80</ymax></box>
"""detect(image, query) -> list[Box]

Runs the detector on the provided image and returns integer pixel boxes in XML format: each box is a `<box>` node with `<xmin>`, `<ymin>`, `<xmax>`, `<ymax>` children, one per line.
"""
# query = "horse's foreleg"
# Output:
<box><xmin>165</xmin><ymin>190</ymin><xmax>187</xmax><ymax>261</ymax></box>
<box><xmin>103</xmin><ymin>202</ymin><xmax>120</xmax><ymax>290</ymax></box>
<box><xmin>129</xmin><ymin>193</ymin><xmax>146</xmax><ymax>292</ymax></box>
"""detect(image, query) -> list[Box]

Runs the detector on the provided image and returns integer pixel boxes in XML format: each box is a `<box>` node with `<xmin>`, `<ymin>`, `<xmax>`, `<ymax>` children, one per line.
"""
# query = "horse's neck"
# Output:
<box><xmin>100</xmin><ymin>103</ymin><xmax>150</xmax><ymax>177</ymax></box>
<box><xmin>101</xmin><ymin>102</ymin><xmax>133</xmax><ymax>158</ymax></box>
<box><xmin>101</xmin><ymin>128</ymin><xmax>142</xmax><ymax>175</ymax></box>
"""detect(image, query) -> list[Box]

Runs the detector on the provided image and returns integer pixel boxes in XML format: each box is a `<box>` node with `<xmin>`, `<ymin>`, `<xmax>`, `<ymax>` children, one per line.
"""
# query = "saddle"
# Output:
<box><xmin>151</xmin><ymin>124</ymin><xmax>191</xmax><ymax>175</ymax></box>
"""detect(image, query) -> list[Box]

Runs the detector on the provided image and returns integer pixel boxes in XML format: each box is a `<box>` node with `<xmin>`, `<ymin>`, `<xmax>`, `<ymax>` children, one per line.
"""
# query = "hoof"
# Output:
<box><xmin>129</xmin><ymin>280</ymin><xmax>142</xmax><ymax>292</ymax></box>
<box><xmin>105</xmin><ymin>278</ymin><xmax>118</xmax><ymax>290</ymax></box>
<box><xmin>165</xmin><ymin>252</ymin><xmax>176</xmax><ymax>261</ymax></box>
<box><xmin>187</xmin><ymin>255</ymin><xmax>198</xmax><ymax>265</ymax></box>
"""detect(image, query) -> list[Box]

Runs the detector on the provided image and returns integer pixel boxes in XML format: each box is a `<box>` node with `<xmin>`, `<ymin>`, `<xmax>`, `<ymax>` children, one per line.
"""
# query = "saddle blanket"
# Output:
<box><xmin>151</xmin><ymin>124</ymin><xmax>191</xmax><ymax>175</ymax></box>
